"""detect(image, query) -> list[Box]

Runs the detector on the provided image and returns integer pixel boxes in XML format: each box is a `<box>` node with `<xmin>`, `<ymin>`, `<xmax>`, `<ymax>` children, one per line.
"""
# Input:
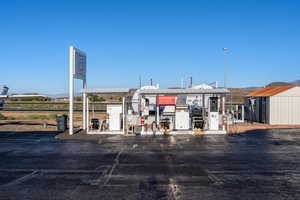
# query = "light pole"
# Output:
<box><xmin>222</xmin><ymin>48</ymin><xmax>228</xmax><ymax>89</ymax></box>
<box><xmin>222</xmin><ymin>48</ymin><xmax>232</xmax><ymax>114</ymax></box>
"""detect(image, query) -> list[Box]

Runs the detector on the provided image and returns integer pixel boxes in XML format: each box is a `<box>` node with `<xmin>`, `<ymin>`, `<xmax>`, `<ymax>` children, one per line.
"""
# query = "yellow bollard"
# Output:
<box><xmin>195</xmin><ymin>129</ymin><xmax>204</xmax><ymax>135</ymax></box>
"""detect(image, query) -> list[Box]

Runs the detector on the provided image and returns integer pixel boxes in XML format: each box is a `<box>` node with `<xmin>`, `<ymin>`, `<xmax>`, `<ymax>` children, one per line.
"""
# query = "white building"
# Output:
<box><xmin>245</xmin><ymin>86</ymin><xmax>300</xmax><ymax>125</ymax></box>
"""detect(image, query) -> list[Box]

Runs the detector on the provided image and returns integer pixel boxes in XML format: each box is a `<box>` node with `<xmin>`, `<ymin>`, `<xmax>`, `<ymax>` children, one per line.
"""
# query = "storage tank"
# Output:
<box><xmin>131</xmin><ymin>84</ymin><xmax>159</xmax><ymax>113</ymax></box>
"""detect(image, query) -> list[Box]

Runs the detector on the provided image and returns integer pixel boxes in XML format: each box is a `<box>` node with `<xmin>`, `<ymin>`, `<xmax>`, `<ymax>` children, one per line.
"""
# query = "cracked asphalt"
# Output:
<box><xmin>0</xmin><ymin>129</ymin><xmax>300</xmax><ymax>200</ymax></box>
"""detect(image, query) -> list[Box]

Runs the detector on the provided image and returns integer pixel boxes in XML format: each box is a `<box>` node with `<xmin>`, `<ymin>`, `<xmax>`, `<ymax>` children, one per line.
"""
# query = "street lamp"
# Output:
<box><xmin>222</xmin><ymin>48</ymin><xmax>228</xmax><ymax>88</ymax></box>
<box><xmin>222</xmin><ymin>48</ymin><xmax>232</xmax><ymax>114</ymax></box>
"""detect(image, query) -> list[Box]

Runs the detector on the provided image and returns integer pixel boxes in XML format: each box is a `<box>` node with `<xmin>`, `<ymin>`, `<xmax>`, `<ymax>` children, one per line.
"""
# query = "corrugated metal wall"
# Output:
<box><xmin>269</xmin><ymin>96</ymin><xmax>300</xmax><ymax>125</ymax></box>
<box><xmin>269</xmin><ymin>87</ymin><xmax>300</xmax><ymax>125</ymax></box>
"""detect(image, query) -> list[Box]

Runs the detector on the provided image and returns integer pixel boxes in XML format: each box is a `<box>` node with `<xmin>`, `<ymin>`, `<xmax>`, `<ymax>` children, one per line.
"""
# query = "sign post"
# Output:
<box><xmin>83</xmin><ymin>78</ymin><xmax>87</xmax><ymax>130</ymax></box>
<box><xmin>69</xmin><ymin>46</ymin><xmax>86</xmax><ymax>135</ymax></box>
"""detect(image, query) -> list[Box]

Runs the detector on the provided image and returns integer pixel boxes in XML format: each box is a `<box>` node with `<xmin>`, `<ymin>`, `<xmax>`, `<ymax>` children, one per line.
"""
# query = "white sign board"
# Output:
<box><xmin>69</xmin><ymin>46</ymin><xmax>87</xmax><ymax>135</ymax></box>
<box><xmin>71</xmin><ymin>47</ymin><xmax>86</xmax><ymax>80</ymax></box>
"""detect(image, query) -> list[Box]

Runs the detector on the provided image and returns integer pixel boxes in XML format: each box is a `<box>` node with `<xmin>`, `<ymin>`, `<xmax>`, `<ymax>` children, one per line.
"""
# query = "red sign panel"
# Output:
<box><xmin>141</xmin><ymin>116</ymin><xmax>145</xmax><ymax>126</ymax></box>
<box><xmin>157</xmin><ymin>96</ymin><xmax>177</xmax><ymax>106</ymax></box>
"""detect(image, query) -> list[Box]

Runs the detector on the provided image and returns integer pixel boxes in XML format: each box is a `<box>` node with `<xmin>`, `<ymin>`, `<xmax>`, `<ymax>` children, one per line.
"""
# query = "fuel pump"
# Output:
<box><xmin>208</xmin><ymin>97</ymin><xmax>219</xmax><ymax>130</ymax></box>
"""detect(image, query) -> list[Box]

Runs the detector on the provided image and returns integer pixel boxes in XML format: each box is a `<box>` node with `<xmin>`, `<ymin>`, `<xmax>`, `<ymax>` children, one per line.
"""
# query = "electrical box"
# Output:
<box><xmin>107</xmin><ymin>104</ymin><xmax>122</xmax><ymax>131</ymax></box>
<box><xmin>175</xmin><ymin>111</ymin><xmax>190</xmax><ymax>130</ymax></box>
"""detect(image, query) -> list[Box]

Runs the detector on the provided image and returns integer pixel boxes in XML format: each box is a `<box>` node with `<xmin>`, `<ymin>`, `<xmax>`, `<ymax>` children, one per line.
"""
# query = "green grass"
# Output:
<box><xmin>6</xmin><ymin>116</ymin><xmax>16</xmax><ymax>120</ymax></box>
<box><xmin>0</xmin><ymin>113</ymin><xmax>7</xmax><ymax>120</ymax></box>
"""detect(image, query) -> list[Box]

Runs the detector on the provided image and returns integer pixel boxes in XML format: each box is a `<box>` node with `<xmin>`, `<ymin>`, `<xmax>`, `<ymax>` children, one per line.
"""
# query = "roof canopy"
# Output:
<box><xmin>82</xmin><ymin>88</ymin><xmax>229</xmax><ymax>96</ymax></box>
<box><xmin>246</xmin><ymin>86</ymin><xmax>295</xmax><ymax>97</ymax></box>
<box><xmin>140</xmin><ymin>88</ymin><xmax>229</xmax><ymax>95</ymax></box>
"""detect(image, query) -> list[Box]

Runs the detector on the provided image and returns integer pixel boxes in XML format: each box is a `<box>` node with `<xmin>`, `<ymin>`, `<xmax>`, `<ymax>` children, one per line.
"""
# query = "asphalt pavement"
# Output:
<box><xmin>0</xmin><ymin>129</ymin><xmax>300</xmax><ymax>200</ymax></box>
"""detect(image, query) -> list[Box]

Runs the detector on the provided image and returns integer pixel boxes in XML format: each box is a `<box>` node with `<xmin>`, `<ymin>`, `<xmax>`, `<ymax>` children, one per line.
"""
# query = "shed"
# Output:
<box><xmin>245</xmin><ymin>86</ymin><xmax>300</xmax><ymax>125</ymax></box>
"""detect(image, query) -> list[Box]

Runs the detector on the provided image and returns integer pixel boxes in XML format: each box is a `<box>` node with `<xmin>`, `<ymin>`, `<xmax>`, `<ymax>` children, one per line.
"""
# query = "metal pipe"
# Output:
<box><xmin>242</xmin><ymin>104</ymin><xmax>245</xmax><ymax>122</ymax></box>
<box><xmin>86</xmin><ymin>97</ymin><xmax>89</xmax><ymax>132</ymax></box>
<box><xmin>92</xmin><ymin>101</ymin><xmax>95</xmax><ymax>118</ymax></box>
<box><xmin>69</xmin><ymin>46</ymin><xmax>74</xmax><ymax>135</ymax></box>
<box><xmin>181</xmin><ymin>78</ymin><xmax>184</xmax><ymax>88</ymax></box>
<box><xmin>156</xmin><ymin>95</ymin><xmax>160</xmax><ymax>126</ymax></box>
<box><xmin>139</xmin><ymin>76</ymin><xmax>142</xmax><ymax>88</ymax></box>
<box><xmin>222</xmin><ymin>96</ymin><xmax>225</xmax><ymax>131</ymax></box>
<box><xmin>83</xmin><ymin>92</ymin><xmax>86</xmax><ymax>130</ymax></box>
<box><xmin>122</xmin><ymin>97</ymin><xmax>125</xmax><ymax>134</ymax></box>
<box><xmin>83</xmin><ymin>79</ymin><xmax>87</xmax><ymax>130</ymax></box>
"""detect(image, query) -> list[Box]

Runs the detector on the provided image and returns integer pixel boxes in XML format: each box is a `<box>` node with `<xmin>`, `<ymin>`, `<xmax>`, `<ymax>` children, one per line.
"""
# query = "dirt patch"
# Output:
<box><xmin>1</xmin><ymin>112</ymin><xmax>106</xmax><ymax>127</ymax></box>
<box><xmin>228</xmin><ymin>122</ymin><xmax>300</xmax><ymax>134</ymax></box>
<box><xmin>0</xmin><ymin>120</ymin><xmax>57</xmax><ymax>132</ymax></box>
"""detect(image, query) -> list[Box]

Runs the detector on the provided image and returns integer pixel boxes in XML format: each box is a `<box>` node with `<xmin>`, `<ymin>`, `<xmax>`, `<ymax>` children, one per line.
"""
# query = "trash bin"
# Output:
<box><xmin>91</xmin><ymin>118</ymin><xmax>99</xmax><ymax>130</ymax></box>
<box><xmin>56</xmin><ymin>114</ymin><xmax>68</xmax><ymax>132</ymax></box>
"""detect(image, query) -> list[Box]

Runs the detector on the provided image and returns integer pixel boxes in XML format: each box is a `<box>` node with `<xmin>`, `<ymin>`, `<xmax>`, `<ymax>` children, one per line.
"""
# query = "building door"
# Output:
<box><xmin>259</xmin><ymin>97</ymin><xmax>267</xmax><ymax>123</ymax></box>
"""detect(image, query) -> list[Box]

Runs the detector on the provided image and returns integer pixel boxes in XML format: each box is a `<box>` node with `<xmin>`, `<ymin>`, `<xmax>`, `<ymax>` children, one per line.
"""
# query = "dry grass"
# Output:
<box><xmin>0</xmin><ymin>120</ymin><xmax>57</xmax><ymax>131</ymax></box>
<box><xmin>0</xmin><ymin>112</ymin><xmax>107</xmax><ymax>132</ymax></box>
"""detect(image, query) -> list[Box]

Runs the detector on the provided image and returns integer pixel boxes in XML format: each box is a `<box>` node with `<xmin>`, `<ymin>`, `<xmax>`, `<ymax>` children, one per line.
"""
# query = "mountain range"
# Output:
<box><xmin>244</xmin><ymin>79</ymin><xmax>300</xmax><ymax>89</ymax></box>
<box><xmin>46</xmin><ymin>80</ymin><xmax>300</xmax><ymax>98</ymax></box>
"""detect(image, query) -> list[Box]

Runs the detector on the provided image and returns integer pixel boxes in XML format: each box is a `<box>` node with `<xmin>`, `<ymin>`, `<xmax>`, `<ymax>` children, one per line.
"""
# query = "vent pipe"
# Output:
<box><xmin>189</xmin><ymin>77</ymin><xmax>193</xmax><ymax>88</ymax></box>
<box><xmin>139</xmin><ymin>76</ymin><xmax>142</xmax><ymax>88</ymax></box>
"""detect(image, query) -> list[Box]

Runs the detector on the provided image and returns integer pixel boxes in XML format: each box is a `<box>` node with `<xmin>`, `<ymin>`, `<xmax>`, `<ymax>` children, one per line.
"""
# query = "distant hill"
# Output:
<box><xmin>230</xmin><ymin>80</ymin><xmax>300</xmax><ymax>104</ymax></box>
<box><xmin>265</xmin><ymin>80</ymin><xmax>300</xmax><ymax>87</ymax></box>
<box><xmin>265</xmin><ymin>82</ymin><xmax>294</xmax><ymax>88</ymax></box>
<box><xmin>229</xmin><ymin>88</ymin><xmax>262</xmax><ymax>104</ymax></box>
<box><xmin>243</xmin><ymin>80</ymin><xmax>300</xmax><ymax>89</ymax></box>
<box><xmin>243</xmin><ymin>86</ymin><xmax>261</xmax><ymax>89</ymax></box>
<box><xmin>47</xmin><ymin>80</ymin><xmax>299</xmax><ymax>104</ymax></box>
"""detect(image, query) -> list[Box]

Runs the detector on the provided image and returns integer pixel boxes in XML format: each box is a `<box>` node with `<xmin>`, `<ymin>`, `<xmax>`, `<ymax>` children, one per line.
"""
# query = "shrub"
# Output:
<box><xmin>0</xmin><ymin>113</ymin><xmax>7</xmax><ymax>120</ymax></box>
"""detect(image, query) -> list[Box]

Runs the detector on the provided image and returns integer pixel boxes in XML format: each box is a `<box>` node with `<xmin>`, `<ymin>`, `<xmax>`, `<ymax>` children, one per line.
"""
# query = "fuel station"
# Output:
<box><xmin>80</xmin><ymin>86</ymin><xmax>229</xmax><ymax>135</ymax></box>
<box><xmin>69</xmin><ymin>46</ymin><xmax>230</xmax><ymax>135</ymax></box>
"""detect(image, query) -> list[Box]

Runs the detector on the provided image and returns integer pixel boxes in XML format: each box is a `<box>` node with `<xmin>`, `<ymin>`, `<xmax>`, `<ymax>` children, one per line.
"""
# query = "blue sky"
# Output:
<box><xmin>1</xmin><ymin>0</ymin><xmax>300</xmax><ymax>94</ymax></box>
